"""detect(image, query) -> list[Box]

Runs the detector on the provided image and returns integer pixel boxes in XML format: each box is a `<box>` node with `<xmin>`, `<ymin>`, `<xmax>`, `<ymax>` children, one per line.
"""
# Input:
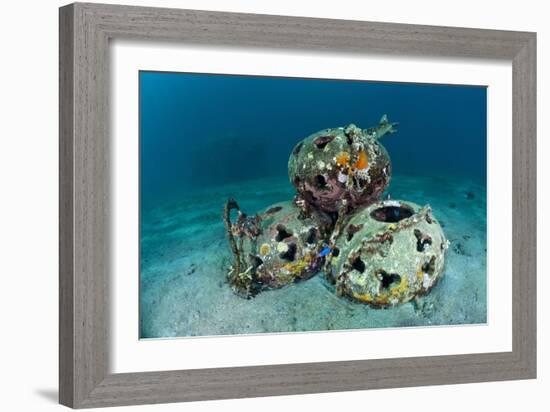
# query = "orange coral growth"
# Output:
<box><xmin>335</xmin><ymin>152</ymin><xmax>351</xmax><ymax>167</ymax></box>
<box><xmin>354</xmin><ymin>150</ymin><xmax>369</xmax><ymax>170</ymax></box>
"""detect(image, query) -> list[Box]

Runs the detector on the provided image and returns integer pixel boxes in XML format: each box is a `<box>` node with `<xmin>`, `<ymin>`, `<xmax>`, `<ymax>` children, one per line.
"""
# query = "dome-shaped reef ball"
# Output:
<box><xmin>224</xmin><ymin>199</ymin><xmax>332</xmax><ymax>298</ymax></box>
<box><xmin>326</xmin><ymin>199</ymin><xmax>448</xmax><ymax>307</ymax></box>
<box><xmin>288</xmin><ymin>116</ymin><xmax>397</xmax><ymax>213</ymax></box>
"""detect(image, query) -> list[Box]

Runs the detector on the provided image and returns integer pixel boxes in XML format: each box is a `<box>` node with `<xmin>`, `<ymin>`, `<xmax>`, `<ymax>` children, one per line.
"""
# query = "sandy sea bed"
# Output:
<box><xmin>139</xmin><ymin>174</ymin><xmax>487</xmax><ymax>338</ymax></box>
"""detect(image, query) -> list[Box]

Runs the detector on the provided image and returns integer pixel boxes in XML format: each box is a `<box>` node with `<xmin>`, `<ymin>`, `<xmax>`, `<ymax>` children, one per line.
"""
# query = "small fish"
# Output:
<box><xmin>318</xmin><ymin>247</ymin><xmax>332</xmax><ymax>257</ymax></box>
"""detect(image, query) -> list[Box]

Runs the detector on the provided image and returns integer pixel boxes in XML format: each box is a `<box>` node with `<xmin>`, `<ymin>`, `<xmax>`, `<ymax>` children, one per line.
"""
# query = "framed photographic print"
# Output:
<box><xmin>59</xmin><ymin>2</ymin><xmax>536</xmax><ymax>408</ymax></box>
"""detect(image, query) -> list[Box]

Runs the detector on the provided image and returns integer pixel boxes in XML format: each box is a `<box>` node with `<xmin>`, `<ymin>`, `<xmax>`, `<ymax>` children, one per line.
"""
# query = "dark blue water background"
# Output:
<box><xmin>140</xmin><ymin>71</ymin><xmax>486</xmax><ymax>209</ymax></box>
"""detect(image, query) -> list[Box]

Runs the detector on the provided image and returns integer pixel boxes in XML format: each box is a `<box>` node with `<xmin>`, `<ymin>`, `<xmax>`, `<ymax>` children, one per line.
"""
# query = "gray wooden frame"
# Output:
<box><xmin>59</xmin><ymin>2</ymin><xmax>536</xmax><ymax>408</ymax></box>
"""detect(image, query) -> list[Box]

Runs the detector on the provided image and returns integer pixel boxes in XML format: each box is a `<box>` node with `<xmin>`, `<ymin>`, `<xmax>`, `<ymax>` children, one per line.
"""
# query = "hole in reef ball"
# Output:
<box><xmin>315</xmin><ymin>174</ymin><xmax>328</xmax><ymax>189</ymax></box>
<box><xmin>249</xmin><ymin>255</ymin><xmax>263</xmax><ymax>269</ymax></box>
<box><xmin>275</xmin><ymin>225</ymin><xmax>293</xmax><ymax>241</ymax></box>
<box><xmin>280</xmin><ymin>243</ymin><xmax>297</xmax><ymax>261</ymax></box>
<box><xmin>376</xmin><ymin>269</ymin><xmax>401</xmax><ymax>289</ymax></box>
<box><xmin>414</xmin><ymin>229</ymin><xmax>433</xmax><ymax>252</ymax></box>
<box><xmin>351</xmin><ymin>256</ymin><xmax>366</xmax><ymax>273</ymax></box>
<box><xmin>370</xmin><ymin>205</ymin><xmax>414</xmax><ymax>223</ymax></box>
<box><xmin>265</xmin><ymin>205</ymin><xmax>283</xmax><ymax>215</ymax></box>
<box><xmin>292</xmin><ymin>142</ymin><xmax>303</xmax><ymax>155</ymax></box>
<box><xmin>346</xmin><ymin>223</ymin><xmax>364</xmax><ymax>242</ymax></box>
<box><xmin>313</xmin><ymin>135</ymin><xmax>335</xmax><ymax>149</ymax></box>
<box><xmin>305</xmin><ymin>228</ymin><xmax>317</xmax><ymax>244</ymax></box>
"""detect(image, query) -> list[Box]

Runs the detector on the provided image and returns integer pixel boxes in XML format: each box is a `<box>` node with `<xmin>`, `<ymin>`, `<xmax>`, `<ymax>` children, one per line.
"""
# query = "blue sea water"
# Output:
<box><xmin>139</xmin><ymin>71</ymin><xmax>487</xmax><ymax>338</ymax></box>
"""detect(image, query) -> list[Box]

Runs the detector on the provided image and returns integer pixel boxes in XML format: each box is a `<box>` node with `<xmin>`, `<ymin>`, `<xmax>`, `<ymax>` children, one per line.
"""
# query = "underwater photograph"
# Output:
<box><xmin>139</xmin><ymin>71</ymin><xmax>487</xmax><ymax>339</ymax></box>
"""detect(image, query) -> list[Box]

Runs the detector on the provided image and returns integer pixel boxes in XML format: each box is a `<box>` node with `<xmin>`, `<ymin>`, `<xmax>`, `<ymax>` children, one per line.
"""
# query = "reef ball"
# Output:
<box><xmin>253</xmin><ymin>201</ymin><xmax>331</xmax><ymax>289</ymax></box>
<box><xmin>327</xmin><ymin>199</ymin><xmax>448</xmax><ymax>307</ymax></box>
<box><xmin>224</xmin><ymin>199</ymin><xmax>332</xmax><ymax>297</ymax></box>
<box><xmin>288</xmin><ymin>116</ymin><xmax>397</xmax><ymax>213</ymax></box>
